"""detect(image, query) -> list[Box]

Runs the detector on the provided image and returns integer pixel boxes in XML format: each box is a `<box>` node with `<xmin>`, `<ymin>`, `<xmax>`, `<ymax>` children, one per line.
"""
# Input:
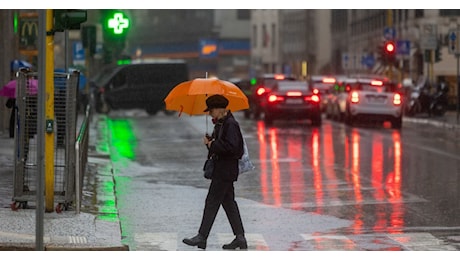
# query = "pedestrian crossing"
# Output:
<box><xmin>129</xmin><ymin>232</ymin><xmax>457</xmax><ymax>251</ymax></box>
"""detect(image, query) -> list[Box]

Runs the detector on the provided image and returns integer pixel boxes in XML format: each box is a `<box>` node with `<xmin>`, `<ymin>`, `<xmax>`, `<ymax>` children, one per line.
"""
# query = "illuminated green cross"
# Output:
<box><xmin>108</xmin><ymin>13</ymin><xmax>130</xmax><ymax>35</ymax></box>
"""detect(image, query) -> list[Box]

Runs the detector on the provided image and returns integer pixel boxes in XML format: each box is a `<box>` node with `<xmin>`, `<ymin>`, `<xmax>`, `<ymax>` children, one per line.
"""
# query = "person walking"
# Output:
<box><xmin>183</xmin><ymin>94</ymin><xmax>248</xmax><ymax>250</ymax></box>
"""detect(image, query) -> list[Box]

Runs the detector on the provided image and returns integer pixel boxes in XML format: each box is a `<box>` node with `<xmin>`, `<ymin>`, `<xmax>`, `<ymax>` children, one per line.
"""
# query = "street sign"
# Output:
<box><xmin>420</xmin><ymin>24</ymin><xmax>437</xmax><ymax>50</ymax></box>
<box><xmin>396</xmin><ymin>40</ymin><xmax>410</xmax><ymax>56</ymax></box>
<box><xmin>384</xmin><ymin>27</ymin><xmax>395</xmax><ymax>40</ymax></box>
<box><xmin>342</xmin><ymin>53</ymin><xmax>349</xmax><ymax>69</ymax></box>
<box><xmin>448</xmin><ymin>29</ymin><xmax>460</xmax><ymax>55</ymax></box>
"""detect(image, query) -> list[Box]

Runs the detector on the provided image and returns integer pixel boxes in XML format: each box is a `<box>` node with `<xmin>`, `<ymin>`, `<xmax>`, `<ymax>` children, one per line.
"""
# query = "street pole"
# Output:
<box><xmin>457</xmin><ymin>54</ymin><xmax>459</xmax><ymax>122</ymax></box>
<box><xmin>387</xmin><ymin>9</ymin><xmax>393</xmax><ymax>81</ymax></box>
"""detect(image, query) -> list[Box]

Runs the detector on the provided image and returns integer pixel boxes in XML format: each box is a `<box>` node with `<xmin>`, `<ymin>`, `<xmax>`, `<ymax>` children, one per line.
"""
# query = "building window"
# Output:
<box><xmin>415</xmin><ymin>10</ymin><xmax>424</xmax><ymax>18</ymax></box>
<box><xmin>440</xmin><ymin>10</ymin><xmax>460</xmax><ymax>16</ymax></box>
<box><xmin>262</xmin><ymin>24</ymin><xmax>269</xmax><ymax>48</ymax></box>
<box><xmin>252</xmin><ymin>25</ymin><xmax>257</xmax><ymax>48</ymax></box>
<box><xmin>271</xmin><ymin>23</ymin><xmax>276</xmax><ymax>50</ymax></box>
<box><xmin>237</xmin><ymin>10</ymin><xmax>250</xmax><ymax>20</ymax></box>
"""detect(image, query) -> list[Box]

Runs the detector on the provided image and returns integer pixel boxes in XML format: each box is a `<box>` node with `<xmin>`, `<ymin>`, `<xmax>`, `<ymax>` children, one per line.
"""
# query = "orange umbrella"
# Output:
<box><xmin>164</xmin><ymin>78</ymin><xmax>249</xmax><ymax>117</ymax></box>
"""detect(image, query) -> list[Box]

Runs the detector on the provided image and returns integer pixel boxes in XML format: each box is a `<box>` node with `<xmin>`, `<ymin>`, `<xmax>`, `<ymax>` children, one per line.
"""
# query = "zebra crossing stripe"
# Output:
<box><xmin>134</xmin><ymin>232</ymin><xmax>178</xmax><ymax>251</ymax></box>
<box><xmin>217</xmin><ymin>233</ymin><xmax>269</xmax><ymax>250</ymax></box>
<box><xmin>387</xmin><ymin>232</ymin><xmax>457</xmax><ymax>251</ymax></box>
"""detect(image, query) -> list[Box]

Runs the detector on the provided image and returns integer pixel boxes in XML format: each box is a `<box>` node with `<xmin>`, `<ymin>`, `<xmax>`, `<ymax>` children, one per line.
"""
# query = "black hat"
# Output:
<box><xmin>204</xmin><ymin>94</ymin><xmax>229</xmax><ymax>112</ymax></box>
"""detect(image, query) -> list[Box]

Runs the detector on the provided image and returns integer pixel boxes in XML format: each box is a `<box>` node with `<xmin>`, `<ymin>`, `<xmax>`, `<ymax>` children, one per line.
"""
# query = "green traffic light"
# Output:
<box><xmin>107</xmin><ymin>12</ymin><xmax>130</xmax><ymax>35</ymax></box>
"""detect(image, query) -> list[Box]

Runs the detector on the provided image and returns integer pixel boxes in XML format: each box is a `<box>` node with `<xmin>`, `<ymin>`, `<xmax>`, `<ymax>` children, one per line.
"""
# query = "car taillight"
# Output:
<box><xmin>350</xmin><ymin>91</ymin><xmax>359</xmax><ymax>103</ymax></box>
<box><xmin>311</xmin><ymin>94</ymin><xmax>320</xmax><ymax>103</ymax></box>
<box><xmin>268</xmin><ymin>94</ymin><xmax>284</xmax><ymax>103</ymax></box>
<box><xmin>256</xmin><ymin>87</ymin><xmax>266</xmax><ymax>96</ymax></box>
<box><xmin>274</xmin><ymin>74</ymin><xmax>285</xmax><ymax>80</ymax></box>
<box><xmin>305</xmin><ymin>95</ymin><xmax>320</xmax><ymax>103</ymax></box>
<box><xmin>393</xmin><ymin>93</ymin><xmax>402</xmax><ymax>105</ymax></box>
<box><xmin>312</xmin><ymin>88</ymin><xmax>319</xmax><ymax>95</ymax></box>
<box><xmin>371</xmin><ymin>80</ymin><xmax>383</xmax><ymax>86</ymax></box>
<box><xmin>322</xmin><ymin>77</ymin><xmax>336</xmax><ymax>84</ymax></box>
<box><xmin>99</xmin><ymin>87</ymin><xmax>105</xmax><ymax>93</ymax></box>
<box><xmin>287</xmin><ymin>91</ymin><xmax>302</xmax><ymax>96</ymax></box>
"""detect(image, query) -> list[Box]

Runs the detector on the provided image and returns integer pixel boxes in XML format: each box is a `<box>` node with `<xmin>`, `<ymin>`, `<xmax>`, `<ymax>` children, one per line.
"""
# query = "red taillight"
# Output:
<box><xmin>268</xmin><ymin>94</ymin><xmax>284</xmax><ymax>102</ymax></box>
<box><xmin>311</xmin><ymin>94</ymin><xmax>320</xmax><ymax>103</ymax></box>
<box><xmin>287</xmin><ymin>91</ymin><xmax>302</xmax><ymax>96</ymax></box>
<box><xmin>371</xmin><ymin>80</ymin><xmax>383</xmax><ymax>86</ymax></box>
<box><xmin>393</xmin><ymin>93</ymin><xmax>402</xmax><ymax>105</ymax></box>
<box><xmin>350</xmin><ymin>91</ymin><xmax>359</xmax><ymax>103</ymax></box>
<box><xmin>322</xmin><ymin>77</ymin><xmax>336</xmax><ymax>84</ymax></box>
<box><xmin>274</xmin><ymin>74</ymin><xmax>285</xmax><ymax>80</ymax></box>
<box><xmin>312</xmin><ymin>88</ymin><xmax>319</xmax><ymax>94</ymax></box>
<box><xmin>256</xmin><ymin>87</ymin><xmax>266</xmax><ymax>96</ymax></box>
<box><xmin>99</xmin><ymin>87</ymin><xmax>105</xmax><ymax>93</ymax></box>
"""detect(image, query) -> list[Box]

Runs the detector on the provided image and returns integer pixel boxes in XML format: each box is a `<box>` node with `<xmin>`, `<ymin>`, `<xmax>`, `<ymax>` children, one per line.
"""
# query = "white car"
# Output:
<box><xmin>343</xmin><ymin>77</ymin><xmax>403</xmax><ymax>129</ymax></box>
<box><xmin>324</xmin><ymin>76</ymin><xmax>351</xmax><ymax>121</ymax></box>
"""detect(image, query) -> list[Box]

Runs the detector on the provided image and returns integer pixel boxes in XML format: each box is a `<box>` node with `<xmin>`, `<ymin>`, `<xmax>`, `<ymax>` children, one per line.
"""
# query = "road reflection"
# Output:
<box><xmin>255</xmin><ymin>121</ymin><xmax>404</xmax><ymax>233</ymax></box>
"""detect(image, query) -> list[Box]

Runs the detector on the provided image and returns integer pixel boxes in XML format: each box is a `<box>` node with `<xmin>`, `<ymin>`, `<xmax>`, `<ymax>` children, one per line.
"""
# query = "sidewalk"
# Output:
<box><xmin>0</xmin><ymin>111</ymin><xmax>458</xmax><ymax>250</ymax></box>
<box><xmin>0</xmin><ymin>114</ymin><xmax>127</xmax><ymax>250</ymax></box>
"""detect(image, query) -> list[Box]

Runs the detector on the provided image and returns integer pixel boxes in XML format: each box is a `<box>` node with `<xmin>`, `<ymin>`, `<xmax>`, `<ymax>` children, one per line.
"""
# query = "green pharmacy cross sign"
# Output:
<box><xmin>108</xmin><ymin>12</ymin><xmax>130</xmax><ymax>35</ymax></box>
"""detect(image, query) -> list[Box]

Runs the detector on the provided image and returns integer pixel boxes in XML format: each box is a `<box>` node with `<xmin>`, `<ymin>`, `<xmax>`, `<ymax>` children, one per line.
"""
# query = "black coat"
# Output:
<box><xmin>208</xmin><ymin>112</ymin><xmax>244</xmax><ymax>182</ymax></box>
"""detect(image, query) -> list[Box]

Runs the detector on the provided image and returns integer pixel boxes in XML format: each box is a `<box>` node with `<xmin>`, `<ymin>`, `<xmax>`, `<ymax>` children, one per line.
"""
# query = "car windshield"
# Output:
<box><xmin>277</xmin><ymin>81</ymin><xmax>308</xmax><ymax>91</ymax></box>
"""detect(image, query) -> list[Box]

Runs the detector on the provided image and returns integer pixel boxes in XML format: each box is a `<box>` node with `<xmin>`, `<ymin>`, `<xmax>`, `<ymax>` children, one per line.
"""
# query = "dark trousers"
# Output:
<box><xmin>198</xmin><ymin>179</ymin><xmax>244</xmax><ymax>238</ymax></box>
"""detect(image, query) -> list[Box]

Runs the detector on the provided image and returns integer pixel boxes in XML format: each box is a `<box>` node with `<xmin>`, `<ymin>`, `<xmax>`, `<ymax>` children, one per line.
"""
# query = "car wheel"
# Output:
<box><xmin>311</xmin><ymin>115</ymin><xmax>322</xmax><ymax>126</ymax></box>
<box><xmin>264</xmin><ymin>113</ymin><xmax>274</xmax><ymax>125</ymax></box>
<box><xmin>391</xmin><ymin>117</ymin><xmax>402</xmax><ymax>129</ymax></box>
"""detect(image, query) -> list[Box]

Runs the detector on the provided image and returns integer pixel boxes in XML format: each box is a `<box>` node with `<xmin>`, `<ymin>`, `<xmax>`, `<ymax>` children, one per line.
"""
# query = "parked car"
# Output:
<box><xmin>260</xmin><ymin>80</ymin><xmax>322</xmax><ymax>126</ymax></box>
<box><xmin>90</xmin><ymin>60</ymin><xmax>189</xmax><ymax>115</ymax></box>
<box><xmin>246</xmin><ymin>74</ymin><xmax>297</xmax><ymax>119</ymax></box>
<box><xmin>343</xmin><ymin>77</ymin><xmax>403</xmax><ymax>129</ymax></box>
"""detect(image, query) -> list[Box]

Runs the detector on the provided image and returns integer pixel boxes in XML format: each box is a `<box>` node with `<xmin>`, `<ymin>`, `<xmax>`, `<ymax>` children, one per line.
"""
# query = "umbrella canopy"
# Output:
<box><xmin>164</xmin><ymin>78</ymin><xmax>249</xmax><ymax>116</ymax></box>
<box><xmin>0</xmin><ymin>79</ymin><xmax>38</xmax><ymax>98</ymax></box>
<box><xmin>10</xmin><ymin>60</ymin><xmax>33</xmax><ymax>72</ymax></box>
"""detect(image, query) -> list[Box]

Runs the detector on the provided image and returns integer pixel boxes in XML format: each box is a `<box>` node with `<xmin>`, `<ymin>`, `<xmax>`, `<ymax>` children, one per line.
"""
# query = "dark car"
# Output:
<box><xmin>90</xmin><ymin>60</ymin><xmax>189</xmax><ymax>115</ymax></box>
<box><xmin>229</xmin><ymin>78</ymin><xmax>252</xmax><ymax>118</ymax></box>
<box><xmin>261</xmin><ymin>80</ymin><xmax>322</xmax><ymax>126</ymax></box>
<box><xmin>246</xmin><ymin>74</ymin><xmax>296</xmax><ymax>119</ymax></box>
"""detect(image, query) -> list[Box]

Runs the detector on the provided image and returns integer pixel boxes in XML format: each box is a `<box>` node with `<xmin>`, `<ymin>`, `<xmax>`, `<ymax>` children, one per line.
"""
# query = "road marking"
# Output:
<box><xmin>130</xmin><ymin>232</ymin><xmax>455</xmax><ymax>251</ymax></box>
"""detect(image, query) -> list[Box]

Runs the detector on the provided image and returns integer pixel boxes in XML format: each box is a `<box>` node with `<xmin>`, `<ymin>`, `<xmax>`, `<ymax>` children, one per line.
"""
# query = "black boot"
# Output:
<box><xmin>222</xmin><ymin>234</ymin><xmax>248</xmax><ymax>250</ymax></box>
<box><xmin>183</xmin><ymin>234</ymin><xmax>207</xmax><ymax>249</ymax></box>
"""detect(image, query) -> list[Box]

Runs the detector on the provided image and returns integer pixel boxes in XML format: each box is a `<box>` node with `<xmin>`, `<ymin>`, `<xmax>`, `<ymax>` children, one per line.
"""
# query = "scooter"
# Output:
<box><xmin>405</xmin><ymin>84</ymin><xmax>431</xmax><ymax>116</ymax></box>
<box><xmin>428</xmin><ymin>83</ymin><xmax>449</xmax><ymax>117</ymax></box>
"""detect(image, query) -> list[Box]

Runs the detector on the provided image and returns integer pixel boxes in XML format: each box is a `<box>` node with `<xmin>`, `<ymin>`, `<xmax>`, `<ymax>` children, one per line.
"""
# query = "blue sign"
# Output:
<box><xmin>73</xmin><ymin>41</ymin><xmax>85</xmax><ymax>61</ymax></box>
<box><xmin>361</xmin><ymin>54</ymin><xmax>375</xmax><ymax>69</ymax></box>
<box><xmin>397</xmin><ymin>40</ymin><xmax>410</xmax><ymax>56</ymax></box>
<box><xmin>384</xmin><ymin>27</ymin><xmax>396</xmax><ymax>40</ymax></box>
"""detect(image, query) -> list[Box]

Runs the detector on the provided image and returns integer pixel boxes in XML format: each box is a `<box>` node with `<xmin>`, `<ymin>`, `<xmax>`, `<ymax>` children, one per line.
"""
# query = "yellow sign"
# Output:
<box><xmin>19</xmin><ymin>13</ymin><xmax>38</xmax><ymax>51</ymax></box>
<box><xmin>201</xmin><ymin>44</ymin><xmax>217</xmax><ymax>55</ymax></box>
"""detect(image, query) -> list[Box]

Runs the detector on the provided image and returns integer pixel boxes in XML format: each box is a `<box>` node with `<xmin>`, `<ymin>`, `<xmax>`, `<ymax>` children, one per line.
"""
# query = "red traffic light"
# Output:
<box><xmin>384</xmin><ymin>41</ymin><xmax>396</xmax><ymax>55</ymax></box>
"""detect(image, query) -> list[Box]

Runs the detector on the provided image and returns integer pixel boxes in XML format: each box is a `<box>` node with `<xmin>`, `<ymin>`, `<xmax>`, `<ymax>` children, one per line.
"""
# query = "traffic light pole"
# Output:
<box><xmin>387</xmin><ymin>10</ymin><xmax>393</xmax><ymax>81</ymax></box>
<box><xmin>457</xmin><ymin>54</ymin><xmax>459</xmax><ymax>122</ymax></box>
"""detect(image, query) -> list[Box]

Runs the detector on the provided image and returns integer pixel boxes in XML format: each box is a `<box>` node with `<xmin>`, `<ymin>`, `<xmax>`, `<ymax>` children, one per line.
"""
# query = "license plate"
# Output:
<box><xmin>367</xmin><ymin>96</ymin><xmax>386</xmax><ymax>104</ymax></box>
<box><xmin>286</xmin><ymin>98</ymin><xmax>302</xmax><ymax>104</ymax></box>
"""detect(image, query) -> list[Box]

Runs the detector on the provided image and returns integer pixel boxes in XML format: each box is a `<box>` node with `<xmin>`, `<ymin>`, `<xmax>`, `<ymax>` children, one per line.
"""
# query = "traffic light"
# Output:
<box><xmin>435</xmin><ymin>47</ymin><xmax>442</xmax><ymax>62</ymax></box>
<box><xmin>54</xmin><ymin>10</ymin><xmax>87</xmax><ymax>31</ymax></box>
<box><xmin>81</xmin><ymin>25</ymin><xmax>96</xmax><ymax>56</ymax></box>
<box><xmin>382</xmin><ymin>41</ymin><xmax>396</xmax><ymax>65</ymax></box>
